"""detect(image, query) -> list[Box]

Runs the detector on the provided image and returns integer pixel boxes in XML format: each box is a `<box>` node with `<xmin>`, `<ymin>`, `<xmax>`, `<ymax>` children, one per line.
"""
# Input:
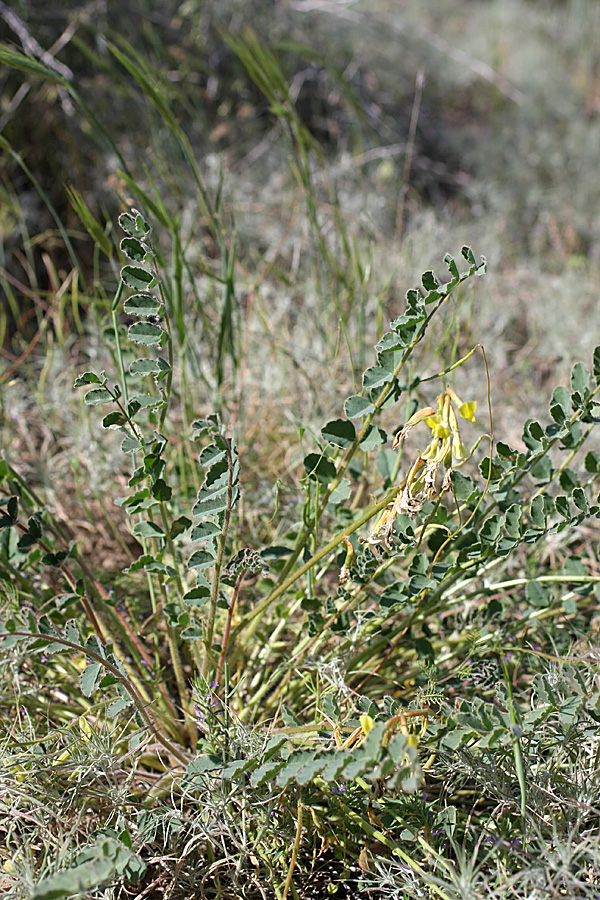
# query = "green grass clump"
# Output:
<box><xmin>3</xmin><ymin>3</ymin><xmax>600</xmax><ymax>899</ymax></box>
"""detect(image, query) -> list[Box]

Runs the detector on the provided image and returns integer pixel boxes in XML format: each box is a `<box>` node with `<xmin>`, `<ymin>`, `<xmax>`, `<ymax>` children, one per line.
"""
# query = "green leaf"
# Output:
<box><xmin>321</xmin><ymin>418</ymin><xmax>356</xmax><ymax>448</ymax></box>
<box><xmin>530</xmin><ymin>455</ymin><xmax>553</xmax><ymax>483</ymax></box>
<box><xmin>549</xmin><ymin>385</ymin><xmax>571</xmax><ymax>425</ymax></box>
<box><xmin>108</xmin><ymin>698</ymin><xmax>132</xmax><ymax>717</ymax></box>
<box><xmin>359</xmin><ymin>426</ymin><xmax>387</xmax><ymax>450</ymax></box>
<box><xmin>132</xmin><ymin>521</ymin><xmax>165</xmax><ymax>539</ymax></box>
<box><xmin>344</xmin><ymin>395</ymin><xmax>375</xmax><ymax>418</ymax></box>
<box><xmin>128</xmin><ymin>322</ymin><xmax>165</xmax><ymax>345</ymax></box>
<box><xmin>42</xmin><ymin>551</ymin><xmax>69</xmax><ymax>567</ymax></box>
<box><xmin>200</xmin><ymin>443</ymin><xmax>227</xmax><ymax>466</ymax></box>
<box><xmin>32</xmin><ymin>837</ymin><xmax>136</xmax><ymax>900</ymax></box>
<box><xmin>128</xmin><ymin>393</ymin><xmax>164</xmax><ymax>411</ymax></box>
<box><xmin>123</xmin><ymin>293</ymin><xmax>161</xmax><ymax>317</ymax></box>
<box><xmin>102</xmin><ymin>411</ymin><xmax>127</xmax><ymax>429</ymax></box>
<box><xmin>585</xmin><ymin>451</ymin><xmax>600</xmax><ymax>473</ymax></box>
<box><xmin>28</xmin><ymin>515</ymin><xmax>43</xmax><ymax>540</ymax></box>
<box><xmin>376</xmin><ymin>332</ymin><xmax>404</xmax><ymax>353</ymax></box>
<box><xmin>329</xmin><ymin>479</ymin><xmax>351</xmax><ymax>504</ymax></box>
<box><xmin>81</xmin><ymin>662</ymin><xmax>103</xmax><ymax>698</ymax></box>
<box><xmin>480</xmin><ymin>515</ymin><xmax>503</xmax><ymax>545</ymax></box>
<box><xmin>380</xmin><ymin>582</ymin><xmax>409</xmax><ymax>609</ymax></box>
<box><xmin>190</xmin><ymin>521</ymin><xmax>221</xmax><ymax>541</ymax></box>
<box><xmin>201</xmin><ymin>463</ymin><xmax>228</xmax><ymax>491</ymax></box>
<box><xmin>526</xmin><ymin>581</ymin><xmax>550</xmax><ymax>608</ymax></box>
<box><xmin>120</xmin><ymin>237</ymin><xmax>146</xmax><ymax>262</ymax></box>
<box><xmin>170</xmin><ymin>515</ymin><xmax>192</xmax><ymax>538</ymax></box>
<box><xmin>125</xmin><ymin>554</ymin><xmax>170</xmax><ymax>574</ymax></box>
<box><xmin>121</xmin><ymin>265</ymin><xmax>154</xmax><ymax>291</ymax></box>
<box><xmin>376</xmin><ymin>449</ymin><xmax>398</xmax><ymax>483</ymax></box>
<box><xmin>571</xmin><ymin>361</ymin><xmax>590</xmax><ymax>396</ymax></box>
<box><xmin>559</xmin><ymin>467</ymin><xmax>579</xmax><ymax>492</ymax></box>
<box><xmin>451</xmin><ymin>471</ymin><xmax>477</xmax><ymax>500</ymax></box>
<box><xmin>422</xmin><ymin>270</ymin><xmax>440</xmax><ymax>291</ymax></box>
<box><xmin>181</xmin><ymin>626</ymin><xmax>204</xmax><ymax>639</ymax></box>
<box><xmin>0</xmin><ymin>495</ymin><xmax>18</xmax><ymax>528</ymax></box>
<box><xmin>150</xmin><ymin>479</ymin><xmax>172</xmax><ymax>501</ymax></box>
<box><xmin>572</xmin><ymin>487</ymin><xmax>590</xmax><ymax>513</ymax></box>
<box><xmin>261</xmin><ymin>545</ymin><xmax>292</xmax><ymax>560</ymax></box>
<box><xmin>461</xmin><ymin>245</ymin><xmax>476</xmax><ymax>265</ymax></box>
<box><xmin>119</xmin><ymin>210</ymin><xmax>149</xmax><ymax>238</ymax></box>
<box><xmin>183</xmin><ymin>586</ymin><xmax>210</xmax><ymax>606</ymax></box>
<box><xmin>303</xmin><ymin>453</ymin><xmax>336</xmax><ymax>484</ymax></box>
<box><xmin>444</xmin><ymin>252</ymin><xmax>459</xmax><ymax>280</ymax></box>
<box><xmin>121</xmin><ymin>435</ymin><xmax>141</xmax><ymax>453</ymax></box>
<box><xmin>116</xmin><ymin>490</ymin><xmax>154</xmax><ymax>512</ymax></box>
<box><xmin>246</xmin><ymin>758</ymin><xmax>286</xmax><ymax>787</ymax></box>
<box><xmin>522</xmin><ymin>419</ymin><xmax>545</xmax><ymax>451</ymax></box>
<box><xmin>84</xmin><ymin>387</ymin><xmax>113</xmax><ymax>406</ymax></box>
<box><xmin>184</xmin><ymin>755</ymin><xmax>225</xmax><ymax>786</ymax></box>
<box><xmin>188</xmin><ymin>549</ymin><xmax>216</xmax><ymax>570</ymax></box>
<box><xmin>593</xmin><ymin>347</ymin><xmax>600</xmax><ymax>383</ymax></box>
<box><xmin>530</xmin><ymin>495</ymin><xmax>547</xmax><ymax>529</ymax></box>
<box><xmin>504</xmin><ymin>504</ymin><xmax>522</xmax><ymax>539</ymax></box>
<box><xmin>192</xmin><ymin>491</ymin><xmax>228</xmax><ymax>516</ymax></box>
<box><xmin>129</xmin><ymin>357</ymin><xmax>169</xmax><ymax>377</ymax></box>
<box><xmin>362</xmin><ymin>365</ymin><xmax>392</xmax><ymax>390</ymax></box>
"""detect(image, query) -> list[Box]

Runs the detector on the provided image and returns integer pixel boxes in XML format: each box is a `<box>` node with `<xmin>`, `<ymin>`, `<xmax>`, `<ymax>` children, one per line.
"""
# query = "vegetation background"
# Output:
<box><xmin>2</xmin><ymin>0</ymin><xmax>600</xmax><ymax>898</ymax></box>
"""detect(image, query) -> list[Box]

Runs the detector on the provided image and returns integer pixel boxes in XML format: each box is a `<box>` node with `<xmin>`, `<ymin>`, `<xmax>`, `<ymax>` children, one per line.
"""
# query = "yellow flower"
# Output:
<box><xmin>459</xmin><ymin>400</ymin><xmax>477</xmax><ymax>423</ymax></box>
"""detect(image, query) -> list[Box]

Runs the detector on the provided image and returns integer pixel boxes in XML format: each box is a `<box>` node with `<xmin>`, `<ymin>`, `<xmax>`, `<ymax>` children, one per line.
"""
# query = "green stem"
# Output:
<box><xmin>233</xmin><ymin>484</ymin><xmax>402</xmax><ymax>648</ymax></box>
<box><xmin>111</xmin><ymin>281</ymin><xmax>128</xmax><ymax>399</ymax></box>
<box><xmin>500</xmin><ymin>656</ymin><xmax>527</xmax><ymax>842</ymax></box>
<box><xmin>203</xmin><ymin>435</ymin><xmax>235</xmax><ymax>676</ymax></box>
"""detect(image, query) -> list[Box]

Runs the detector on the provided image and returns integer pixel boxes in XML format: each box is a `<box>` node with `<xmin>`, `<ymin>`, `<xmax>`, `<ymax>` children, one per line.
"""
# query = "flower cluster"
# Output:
<box><xmin>364</xmin><ymin>388</ymin><xmax>477</xmax><ymax>549</ymax></box>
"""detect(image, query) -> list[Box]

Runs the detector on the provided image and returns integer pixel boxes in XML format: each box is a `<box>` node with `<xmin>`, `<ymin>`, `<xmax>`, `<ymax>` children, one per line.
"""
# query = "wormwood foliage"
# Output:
<box><xmin>3</xmin><ymin>217</ymin><xmax>600</xmax><ymax>899</ymax></box>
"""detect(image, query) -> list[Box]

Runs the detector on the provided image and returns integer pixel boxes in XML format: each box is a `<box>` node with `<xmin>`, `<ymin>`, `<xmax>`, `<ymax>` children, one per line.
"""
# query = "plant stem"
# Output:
<box><xmin>282</xmin><ymin>793</ymin><xmax>302</xmax><ymax>900</ymax></box>
<box><xmin>233</xmin><ymin>483</ymin><xmax>403</xmax><ymax>648</ymax></box>
<box><xmin>203</xmin><ymin>435</ymin><xmax>235</xmax><ymax>676</ymax></box>
<box><xmin>500</xmin><ymin>656</ymin><xmax>527</xmax><ymax>842</ymax></box>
